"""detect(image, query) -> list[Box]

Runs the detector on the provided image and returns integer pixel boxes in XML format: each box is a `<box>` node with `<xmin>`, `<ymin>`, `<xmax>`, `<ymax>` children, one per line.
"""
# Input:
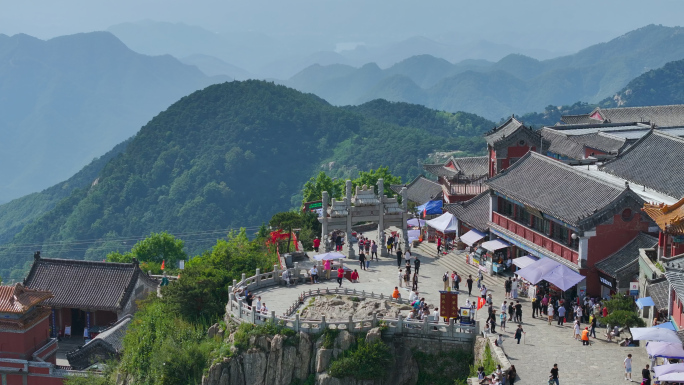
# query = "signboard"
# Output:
<box><xmin>630</xmin><ymin>281</ymin><xmax>639</xmax><ymax>296</ymax></box>
<box><xmin>598</xmin><ymin>271</ymin><xmax>616</xmax><ymax>289</ymax></box>
<box><xmin>673</xmin><ymin>235</ymin><xmax>684</xmax><ymax>244</ymax></box>
<box><xmin>439</xmin><ymin>291</ymin><xmax>459</xmax><ymax>320</ymax></box>
<box><xmin>459</xmin><ymin>307</ymin><xmax>473</xmax><ymax>324</ymax></box>
<box><xmin>303</xmin><ymin>200</ymin><xmax>323</xmax><ymax>213</ymax></box>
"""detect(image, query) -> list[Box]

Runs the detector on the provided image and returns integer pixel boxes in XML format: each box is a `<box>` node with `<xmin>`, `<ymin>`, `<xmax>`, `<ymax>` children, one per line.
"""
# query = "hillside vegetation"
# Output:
<box><xmin>285</xmin><ymin>25</ymin><xmax>684</xmax><ymax>120</ymax></box>
<box><xmin>0</xmin><ymin>81</ymin><xmax>493</xmax><ymax>280</ymax></box>
<box><xmin>0</xmin><ymin>31</ymin><xmax>227</xmax><ymax>202</ymax></box>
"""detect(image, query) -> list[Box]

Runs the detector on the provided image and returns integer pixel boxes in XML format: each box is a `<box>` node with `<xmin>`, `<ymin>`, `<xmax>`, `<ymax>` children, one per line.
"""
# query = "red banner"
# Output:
<box><xmin>477</xmin><ymin>297</ymin><xmax>485</xmax><ymax>310</ymax></box>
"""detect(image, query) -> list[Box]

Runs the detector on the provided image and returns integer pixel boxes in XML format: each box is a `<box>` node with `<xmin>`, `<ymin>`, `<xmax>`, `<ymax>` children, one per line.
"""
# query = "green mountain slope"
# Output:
<box><xmin>0</xmin><ymin>31</ymin><xmax>228</xmax><ymax>203</ymax></box>
<box><xmin>0</xmin><ymin>139</ymin><xmax>131</xmax><ymax>245</ymax></box>
<box><xmin>600</xmin><ymin>58</ymin><xmax>684</xmax><ymax>107</ymax></box>
<box><xmin>0</xmin><ymin>81</ymin><xmax>493</xmax><ymax>280</ymax></box>
<box><xmin>287</xmin><ymin>25</ymin><xmax>684</xmax><ymax>120</ymax></box>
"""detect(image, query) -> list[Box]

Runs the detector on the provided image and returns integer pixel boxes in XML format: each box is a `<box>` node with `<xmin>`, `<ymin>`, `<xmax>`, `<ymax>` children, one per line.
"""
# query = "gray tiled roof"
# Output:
<box><xmin>598</xmin><ymin>105</ymin><xmax>684</xmax><ymax>128</ymax></box>
<box><xmin>444</xmin><ymin>192</ymin><xmax>490</xmax><ymax>232</ymax></box>
<box><xmin>560</xmin><ymin>114</ymin><xmax>595</xmax><ymax>125</ymax></box>
<box><xmin>665</xmin><ymin>270</ymin><xmax>684</xmax><ymax>304</ymax></box>
<box><xmin>423</xmin><ymin>164</ymin><xmax>458</xmax><ymax>178</ymax></box>
<box><xmin>93</xmin><ymin>314</ymin><xmax>132</xmax><ymax>352</ymax></box>
<box><xmin>486</xmin><ymin>152</ymin><xmax>644</xmax><ymax>228</ymax></box>
<box><xmin>24</xmin><ymin>257</ymin><xmax>156</xmax><ymax>312</ymax></box>
<box><xmin>390</xmin><ymin>176</ymin><xmax>443</xmax><ymax>205</ymax></box>
<box><xmin>450</xmin><ymin>156</ymin><xmax>489</xmax><ymax>178</ymax></box>
<box><xmin>484</xmin><ymin>117</ymin><xmax>523</xmax><ymax>146</ymax></box>
<box><xmin>541</xmin><ymin>128</ymin><xmax>628</xmax><ymax>160</ymax></box>
<box><xmin>595</xmin><ymin>233</ymin><xmax>657</xmax><ymax>280</ymax></box>
<box><xmin>647</xmin><ymin>279</ymin><xmax>669</xmax><ymax>311</ymax></box>
<box><xmin>601</xmin><ymin>130</ymin><xmax>684</xmax><ymax>199</ymax></box>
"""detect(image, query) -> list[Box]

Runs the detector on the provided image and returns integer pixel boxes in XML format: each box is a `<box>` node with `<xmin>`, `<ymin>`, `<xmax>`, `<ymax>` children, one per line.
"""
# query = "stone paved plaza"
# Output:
<box><xmin>257</xmin><ymin>229</ymin><xmax>649</xmax><ymax>385</ymax></box>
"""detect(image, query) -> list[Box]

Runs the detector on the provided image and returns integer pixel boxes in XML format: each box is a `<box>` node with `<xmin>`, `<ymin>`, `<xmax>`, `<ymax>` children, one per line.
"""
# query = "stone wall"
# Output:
<box><xmin>202</xmin><ymin>327</ymin><xmax>473</xmax><ymax>385</ymax></box>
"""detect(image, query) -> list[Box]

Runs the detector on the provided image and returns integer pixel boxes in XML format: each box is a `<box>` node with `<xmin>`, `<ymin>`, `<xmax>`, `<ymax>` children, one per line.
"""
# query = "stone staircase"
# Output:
<box><xmin>412</xmin><ymin>241</ymin><xmax>502</xmax><ymax>291</ymax></box>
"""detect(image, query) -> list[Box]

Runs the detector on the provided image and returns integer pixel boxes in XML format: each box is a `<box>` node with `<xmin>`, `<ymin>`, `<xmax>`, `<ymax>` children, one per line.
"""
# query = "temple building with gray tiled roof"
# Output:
<box><xmin>483</xmin><ymin>116</ymin><xmax>547</xmax><ymax>178</ymax></box>
<box><xmin>422</xmin><ymin>156</ymin><xmax>489</xmax><ymax>204</ymax></box>
<box><xmin>485</xmin><ymin>151</ymin><xmax>653</xmax><ymax>297</ymax></box>
<box><xmin>24</xmin><ymin>253</ymin><xmax>157</xmax><ymax>339</ymax></box>
<box><xmin>444</xmin><ymin>191</ymin><xmax>490</xmax><ymax>234</ymax></box>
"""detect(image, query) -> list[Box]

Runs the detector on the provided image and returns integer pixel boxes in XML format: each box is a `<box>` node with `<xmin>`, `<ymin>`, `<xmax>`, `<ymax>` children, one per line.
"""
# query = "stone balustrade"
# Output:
<box><xmin>226</xmin><ymin>266</ymin><xmax>478</xmax><ymax>342</ymax></box>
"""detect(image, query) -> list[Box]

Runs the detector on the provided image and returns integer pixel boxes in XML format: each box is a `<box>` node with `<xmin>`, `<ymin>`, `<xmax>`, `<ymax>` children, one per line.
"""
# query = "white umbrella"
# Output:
<box><xmin>313</xmin><ymin>252</ymin><xmax>346</xmax><ymax>261</ymax></box>
<box><xmin>655</xmin><ymin>363</ymin><xmax>684</xmax><ymax>377</ymax></box>
<box><xmin>630</xmin><ymin>327</ymin><xmax>683</xmax><ymax>344</ymax></box>
<box><xmin>657</xmin><ymin>372</ymin><xmax>684</xmax><ymax>382</ymax></box>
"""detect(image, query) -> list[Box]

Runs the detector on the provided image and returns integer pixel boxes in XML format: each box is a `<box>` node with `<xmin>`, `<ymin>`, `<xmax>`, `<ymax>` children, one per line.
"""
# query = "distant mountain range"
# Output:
<box><xmin>284</xmin><ymin>25</ymin><xmax>684</xmax><ymax>120</ymax></box>
<box><xmin>107</xmin><ymin>20</ymin><xmax>565</xmax><ymax>79</ymax></box>
<box><xmin>0</xmin><ymin>81</ymin><xmax>493</xmax><ymax>280</ymax></box>
<box><xmin>0</xmin><ymin>31</ymin><xmax>227</xmax><ymax>203</ymax></box>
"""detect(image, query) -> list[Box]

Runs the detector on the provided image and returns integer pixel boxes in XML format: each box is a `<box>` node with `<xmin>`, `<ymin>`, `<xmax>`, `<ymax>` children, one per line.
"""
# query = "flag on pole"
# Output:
<box><xmin>477</xmin><ymin>297</ymin><xmax>485</xmax><ymax>310</ymax></box>
<box><xmin>423</xmin><ymin>208</ymin><xmax>427</xmax><ymax>218</ymax></box>
<box><xmin>161</xmin><ymin>260</ymin><xmax>165</xmax><ymax>270</ymax></box>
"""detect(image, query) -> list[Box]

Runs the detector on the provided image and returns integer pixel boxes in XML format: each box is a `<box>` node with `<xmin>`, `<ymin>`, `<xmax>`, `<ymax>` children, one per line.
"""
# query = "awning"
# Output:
<box><xmin>631</xmin><ymin>327</ymin><xmax>682</xmax><ymax>344</ymax></box>
<box><xmin>654</xmin><ymin>363</ymin><xmax>684</xmax><ymax>377</ymax></box>
<box><xmin>515</xmin><ymin>258</ymin><xmax>561</xmax><ymax>284</ymax></box>
<box><xmin>407</xmin><ymin>218</ymin><xmax>425</xmax><ymax>227</ymax></box>
<box><xmin>481</xmin><ymin>239</ymin><xmax>510</xmax><ymax>252</ymax></box>
<box><xmin>512</xmin><ymin>255</ymin><xmax>539</xmax><ymax>269</ymax></box>
<box><xmin>425</xmin><ymin>212</ymin><xmax>458</xmax><ymax>233</ymax></box>
<box><xmin>636</xmin><ymin>297</ymin><xmax>656</xmax><ymax>309</ymax></box>
<box><xmin>647</xmin><ymin>342</ymin><xmax>684</xmax><ymax>359</ymax></box>
<box><xmin>654</xmin><ymin>322</ymin><xmax>677</xmax><ymax>331</ymax></box>
<box><xmin>460</xmin><ymin>229</ymin><xmax>486</xmax><ymax>246</ymax></box>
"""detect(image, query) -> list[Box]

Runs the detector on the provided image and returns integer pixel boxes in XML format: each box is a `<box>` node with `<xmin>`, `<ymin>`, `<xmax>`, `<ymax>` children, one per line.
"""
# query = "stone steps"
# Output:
<box><xmin>413</xmin><ymin>242</ymin><xmax>501</xmax><ymax>289</ymax></box>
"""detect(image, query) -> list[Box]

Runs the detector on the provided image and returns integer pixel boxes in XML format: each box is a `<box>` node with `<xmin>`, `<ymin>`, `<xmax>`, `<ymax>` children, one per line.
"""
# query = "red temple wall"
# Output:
<box><xmin>587</xmin><ymin>212</ymin><xmax>650</xmax><ymax>266</ymax></box>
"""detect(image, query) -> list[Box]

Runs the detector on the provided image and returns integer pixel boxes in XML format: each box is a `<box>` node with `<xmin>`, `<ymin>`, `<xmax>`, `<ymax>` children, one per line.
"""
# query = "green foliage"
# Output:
<box><xmin>600</xmin><ymin>58</ymin><xmax>684</xmax><ymax>108</ymax></box>
<box><xmin>604</xmin><ymin>294</ymin><xmax>636</xmax><ymax>313</ymax></box>
<box><xmin>468</xmin><ymin>343</ymin><xmax>497</xmax><ymax>378</ymax></box>
<box><xmin>328</xmin><ymin>339</ymin><xmax>392</xmax><ymax>380</ymax></box>
<box><xmin>302</xmin><ymin>172</ymin><xmax>345</xmax><ymax>204</ymax></box>
<box><xmin>321</xmin><ymin>328</ymin><xmax>340</xmax><ymax>349</ymax></box>
<box><xmin>107</xmin><ymin>232</ymin><xmax>187</xmax><ymax>268</ymax></box>
<box><xmin>602</xmin><ymin>310</ymin><xmax>646</xmax><ymax>329</ymax></box>
<box><xmin>290</xmin><ymin>374</ymin><xmax>316</xmax><ymax>385</ymax></box>
<box><xmin>352</xmin><ymin>167</ymin><xmax>401</xmax><ymax>198</ymax></box>
<box><xmin>412</xmin><ymin>349</ymin><xmax>473</xmax><ymax>385</ymax></box>
<box><xmin>269</xmin><ymin>212</ymin><xmax>304</xmax><ymax>231</ymax></box>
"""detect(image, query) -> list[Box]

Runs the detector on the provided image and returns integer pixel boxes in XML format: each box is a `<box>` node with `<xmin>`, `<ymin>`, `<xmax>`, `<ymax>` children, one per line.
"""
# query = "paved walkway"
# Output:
<box><xmin>258</xmin><ymin>229</ymin><xmax>649</xmax><ymax>385</ymax></box>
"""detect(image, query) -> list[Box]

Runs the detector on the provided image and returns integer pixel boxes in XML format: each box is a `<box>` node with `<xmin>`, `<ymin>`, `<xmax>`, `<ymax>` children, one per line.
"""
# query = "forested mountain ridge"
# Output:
<box><xmin>0</xmin><ymin>81</ymin><xmax>493</xmax><ymax>280</ymax></box>
<box><xmin>0</xmin><ymin>31</ymin><xmax>228</xmax><ymax>203</ymax></box>
<box><xmin>285</xmin><ymin>25</ymin><xmax>684</xmax><ymax>120</ymax></box>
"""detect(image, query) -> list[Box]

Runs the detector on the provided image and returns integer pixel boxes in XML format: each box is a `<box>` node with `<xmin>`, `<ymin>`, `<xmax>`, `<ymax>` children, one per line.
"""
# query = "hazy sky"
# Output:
<box><xmin>2</xmin><ymin>0</ymin><xmax>684</xmax><ymax>52</ymax></box>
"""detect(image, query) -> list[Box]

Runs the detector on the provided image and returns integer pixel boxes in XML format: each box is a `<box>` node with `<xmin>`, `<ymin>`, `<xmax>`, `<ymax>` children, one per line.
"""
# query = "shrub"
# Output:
<box><xmin>328</xmin><ymin>339</ymin><xmax>392</xmax><ymax>380</ymax></box>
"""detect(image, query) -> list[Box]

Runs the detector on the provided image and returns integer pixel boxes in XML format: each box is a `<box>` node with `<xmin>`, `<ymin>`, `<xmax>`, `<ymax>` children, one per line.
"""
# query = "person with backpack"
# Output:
<box><xmin>371</xmin><ymin>241</ymin><xmax>378</xmax><ymax>261</ymax></box>
<box><xmin>358</xmin><ymin>251</ymin><xmax>366</xmax><ymax>270</ymax></box>
<box><xmin>442</xmin><ymin>271</ymin><xmax>449</xmax><ymax>291</ymax></box>
<box><xmin>477</xmin><ymin>270</ymin><xmax>483</xmax><ymax>289</ymax></box>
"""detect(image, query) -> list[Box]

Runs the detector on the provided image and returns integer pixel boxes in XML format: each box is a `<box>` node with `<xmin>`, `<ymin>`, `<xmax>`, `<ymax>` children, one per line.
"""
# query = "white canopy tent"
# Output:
<box><xmin>631</xmin><ymin>327</ymin><xmax>683</xmax><ymax>344</ymax></box>
<box><xmin>425</xmin><ymin>212</ymin><xmax>458</xmax><ymax>233</ymax></box>
<box><xmin>481</xmin><ymin>239</ymin><xmax>510</xmax><ymax>252</ymax></box>
<box><xmin>460</xmin><ymin>229</ymin><xmax>486</xmax><ymax>246</ymax></box>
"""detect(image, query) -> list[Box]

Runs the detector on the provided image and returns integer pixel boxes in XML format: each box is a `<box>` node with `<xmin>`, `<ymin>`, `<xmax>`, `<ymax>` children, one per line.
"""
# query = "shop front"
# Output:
<box><xmin>598</xmin><ymin>270</ymin><xmax>617</xmax><ymax>298</ymax></box>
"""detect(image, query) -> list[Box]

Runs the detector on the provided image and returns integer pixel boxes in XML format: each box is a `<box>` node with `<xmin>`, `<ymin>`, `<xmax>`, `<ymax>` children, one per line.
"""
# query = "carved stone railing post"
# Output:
<box><xmin>348</xmin><ymin>316</ymin><xmax>354</xmax><ymax>332</ymax></box>
<box><xmin>255</xmin><ymin>268</ymin><xmax>261</xmax><ymax>287</ymax></box>
<box><xmin>321</xmin><ymin>315</ymin><xmax>327</xmax><ymax>331</ymax></box>
<box><xmin>295</xmin><ymin>314</ymin><xmax>300</xmax><ymax>332</ymax></box>
<box><xmin>397</xmin><ymin>315</ymin><xmax>403</xmax><ymax>333</ymax></box>
<box><xmin>372</xmin><ymin>313</ymin><xmax>377</xmax><ymax>327</ymax></box>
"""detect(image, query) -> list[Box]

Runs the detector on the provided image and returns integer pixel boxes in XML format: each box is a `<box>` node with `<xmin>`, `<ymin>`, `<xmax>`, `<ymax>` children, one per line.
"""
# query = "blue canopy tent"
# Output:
<box><xmin>417</xmin><ymin>200</ymin><xmax>443</xmax><ymax>217</ymax></box>
<box><xmin>636</xmin><ymin>297</ymin><xmax>656</xmax><ymax>309</ymax></box>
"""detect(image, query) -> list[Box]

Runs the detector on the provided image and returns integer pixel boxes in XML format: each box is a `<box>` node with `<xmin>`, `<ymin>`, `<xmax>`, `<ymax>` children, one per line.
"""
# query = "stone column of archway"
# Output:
<box><xmin>321</xmin><ymin>191</ymin><xmax>329</xmax><ymax>252</ymax></box>
<box><xmin>377</xmin><ymin>178</ymin><xmax>387</xmax><ymax>257</ymax></box>
<box><xmin>345</xmin><ymin>180</ymin><xmax>355</xmax><ymax>259</ymax></box>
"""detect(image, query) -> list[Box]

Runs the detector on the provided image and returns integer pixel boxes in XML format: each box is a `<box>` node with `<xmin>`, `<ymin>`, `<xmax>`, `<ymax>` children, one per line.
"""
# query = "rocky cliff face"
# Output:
<box><xmin>202</xmin><ymin>328</ymin><xmax>419</xmax><ymax>385</ymax></box>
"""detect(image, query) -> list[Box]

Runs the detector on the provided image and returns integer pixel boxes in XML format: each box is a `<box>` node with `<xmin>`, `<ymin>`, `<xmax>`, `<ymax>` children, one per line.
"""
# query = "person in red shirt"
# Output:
<box><xmin>337</xmin><ymin>266</ymin><xmax>344</xmax><ymax>287</ymax></box>
<box><xmin>313</xmin><ymin>237</ymin><xmax>321</xmax><ymax>252</ymax></box>
<box><xmin>602</xmin><ymin>306</ymin><xmax>608</xmax><ymax>318</ymax></box>
<box><xmin>351</xmin><ymin>269</ymin><xmax>359</xmax><ymax>282</ymax></box>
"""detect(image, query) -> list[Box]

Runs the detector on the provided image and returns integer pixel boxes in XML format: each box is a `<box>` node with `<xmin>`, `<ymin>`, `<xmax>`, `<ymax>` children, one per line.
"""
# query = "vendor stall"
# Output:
<box><xmin>460</xmin><ymin>229</ymin><xmax>486</xmax><ymax>247</ymax></box>
<box><xmin>481</xmin><ymin>239</ymin><xmax>510</xmax><ymax>274</ymax></box>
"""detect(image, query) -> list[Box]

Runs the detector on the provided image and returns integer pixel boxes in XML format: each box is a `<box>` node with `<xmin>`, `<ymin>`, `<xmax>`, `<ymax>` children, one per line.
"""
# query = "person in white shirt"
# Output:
<box><xmin>404</xmin><ymin>249</ymin><xmax>412</xmax><ymax>263</ymax></box>
<box><xmin>255</xmin><ymin>296</ymin><xmax>262</xmax><ymax>312</ymax></box>
<box><xmin>431</xmin><ymin>308</ymin><xmax>440</xmax><ymax>321</ymax></box>
<box><xmin>501</xmin><ymin>301</ymin><xmax>508</xmax><ymax>315</ymax></box>
<box><xmin>309</xmin><ymin>266</ymin><xmax>319</xmax><ymax>284</ymax></box>
<box><xmin>282</xmin><ymin>269</ymin><xmax>291</xmax><ymax>286</ymax></box>
<box><xmin>624</xmin><ymin>353</ymin><xmax>632</xmax><ymax>381</ymax></box>
<box><xmin>261</xmin><ymin>303</ymin><xmax>268</xmax><ymax>314</ymax></box>
<box><xmin>465</xmin><ymin>299</ymin><xmax>472</xmax><ymax>308</ymax></box>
